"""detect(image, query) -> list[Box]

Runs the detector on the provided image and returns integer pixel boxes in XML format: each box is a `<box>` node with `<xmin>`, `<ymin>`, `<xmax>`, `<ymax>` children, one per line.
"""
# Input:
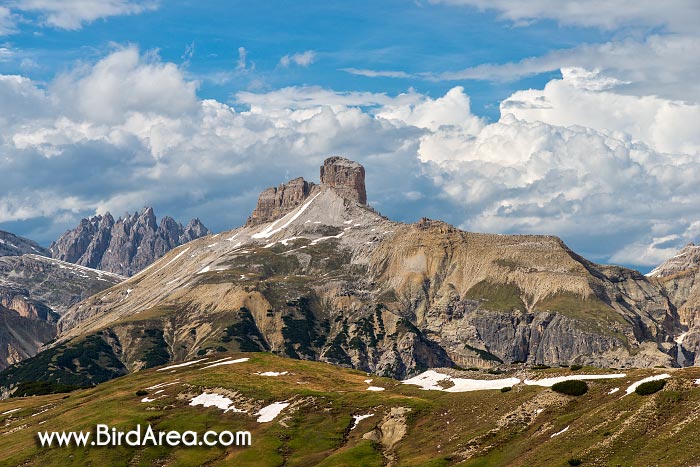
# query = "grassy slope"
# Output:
<box><xmin>1</xmin><ymin>354</ymin><xmax>700</xmax><ymax>467</ymax></box>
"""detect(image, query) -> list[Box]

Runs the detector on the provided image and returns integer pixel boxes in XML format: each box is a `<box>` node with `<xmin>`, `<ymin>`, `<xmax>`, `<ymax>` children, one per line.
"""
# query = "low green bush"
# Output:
<box><xmin>135</xmin><ymin>390</ymin><xmax>148</xmax><ymax>396</ymax></box>
<box><xmin>568</xmin><ymin>458</ymin><xmax>582</xmax><ymax>466</ymax></box>
<box><xmin>551</xmin><ymin>380</ymin><xmax>588</xmax><ymax>396</ymax></box>
<box><xmin>500</xmin><ymin>386</ymin><xmax>512</xmax><ymax>392</ymax></box>
<box><xmin>635</xmin><ymin>379</ymin><xmax>666</xmax><ymax>396</ymax></box>
<box><xmin>569</xmin><ymin>364</ymin><xmax>583</xmax><ymax>371</ymax></box>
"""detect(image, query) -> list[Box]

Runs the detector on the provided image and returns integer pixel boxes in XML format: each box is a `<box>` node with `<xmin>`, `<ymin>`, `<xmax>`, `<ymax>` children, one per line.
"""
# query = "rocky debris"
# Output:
<box><xmin>320</xmin><ymin>156</ymin><xmax>367</xmax><ymax>205</ymax></box>
<box><xmin>0</xmin><ymin>230</ymin><xmax>49</xmax><ymax>257</ymax></box>
<box><xmin>49</xmin><ymin>207</ymin><xmax>210</xmax><ymax>276</ymax></box>
<box><xmin>0</xmin><ymin>254</ymin><xmax>122</xmax><ymax>370</ymax></box>
<box><xmin>246</xmin><ymin>177</ymin><xmax>316</xmax><ymax>226</ymax></box>
<box><xmin>362</xmin><ymin>406</ymin><xmax>411</xmax><ymax>466</ymax></box>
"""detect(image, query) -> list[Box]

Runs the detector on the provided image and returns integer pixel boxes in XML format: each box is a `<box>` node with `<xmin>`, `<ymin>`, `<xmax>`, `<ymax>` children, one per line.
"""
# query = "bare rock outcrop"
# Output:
<box><xmin>49</xmin><ymin>208</ymin><xmax>210</xmax><ymax>276</ymax></box>
<box><xmin>246</xmin><ymin>177</ymin><xmax>316</xmax><ymax>226</ymax></box>
<box><xmin>320</xmin><ymin>156</ymin><xmax>367</xmax><ymax>204</ymax></box>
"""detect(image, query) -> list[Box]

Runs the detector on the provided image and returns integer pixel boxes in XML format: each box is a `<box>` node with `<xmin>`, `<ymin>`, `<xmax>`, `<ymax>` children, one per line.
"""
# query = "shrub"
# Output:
<box><xmin>136</xmin><ymin>390</ymin><xmax>148</xmax><ymax>396</ymax></box>
<box><xmin>635</xmin><ymin>379</ymin><xmax>666</xmax><ymax>396</ymax></box>
<box><xmin>551</xmin><ymin>380</ymin><xmax>588</xmax><ymax>396</ymax></box>
<box><xmin>568</xmin><ymin>458</ymin><xmax>582</xmax><ymax>466</ymax></box>
<box><xmin>569</xmin><ymin>364</ymin><xmax>583</xmax><ymax>371</ymax></box>
<box><xmin>532</xmin><ymin>364</ymin><xmax>550</xmax><ymax>370</ymax></box>
<box><xmin>500</xmin><ymin>386</ymin><xmax>512</xmax><ymax>392</ymax></box>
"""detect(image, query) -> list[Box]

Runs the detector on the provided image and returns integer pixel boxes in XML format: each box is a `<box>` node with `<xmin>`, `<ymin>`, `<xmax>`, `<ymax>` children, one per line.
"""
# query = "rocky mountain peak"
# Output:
<box><xmin>49</xmin><ymin>207</ymin><xmax>211</xmax><ymax>276</ymax></box>
<box><xmin>320</xmin><ymin>156</ymin><xmax>367</xmax><ymax>205</ymax></box>
<box><xmin>247</xmin><ymin>156</ymin><xmax>367</xmax><ymax>227</ymax></box>
<box><xmin>646</xmin><ymin>242</ymin><xmax>700</xmax><ymax>278</ymax></box>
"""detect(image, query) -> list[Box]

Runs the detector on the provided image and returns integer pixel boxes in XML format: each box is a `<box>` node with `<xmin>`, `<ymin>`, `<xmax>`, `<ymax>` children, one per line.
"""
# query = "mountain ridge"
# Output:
<box><xmin>2</xmin><ymin>156</ymin><xmax>699</xmax><ymax>393</ymax></box>
<box><xmin>49</xmin><ymin>207</ymin><xmax>210</xmax><ymax>276</ymax></box>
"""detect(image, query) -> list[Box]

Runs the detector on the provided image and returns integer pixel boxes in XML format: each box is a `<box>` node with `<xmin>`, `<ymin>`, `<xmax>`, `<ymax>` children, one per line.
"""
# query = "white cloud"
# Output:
<box><xmin>50</xmin><ymin>45</ymin><xmax>199</xmax><ymax>124</ymax></box>
<box><xmin>235</xmin><ymin>86</ymin><xmax>422</xmax><ymax>111</ymax></box>
<box><xmin>342</xmin><ymin>68</ymin><xmax>412</xmax><ymax>79</ymax></box>
<box><xmin>279</xmin><ymin>50</ymin><xmax>316</xmax><ymax>68</ymax></box>
<box><xmin>10</xmin><ymin>0</ymin><xmax>158</xmax><ymax>30</ymax></box>
<box><xmin>0</xmin><ymin>7</ymin><xmax>17</xmax><ymax>35</ymax></box>
<box><xmin>431</xmin><ymin>0</ymin><xmax>700</xmax><ymax>33</ymax></box>
<box><xmin>501</xmin><ymin>67</ymin><xmax>700</xmax><ymax>155</ymax></box>
<box><xmin>2</xmin><ymin>48</ymin><xmax>700</xmax><ymax>270</ymax></box>
<box><xmin>236</xmin><ymin>46</ymin><xmax>247</xmax><ymax>70</ymax></box>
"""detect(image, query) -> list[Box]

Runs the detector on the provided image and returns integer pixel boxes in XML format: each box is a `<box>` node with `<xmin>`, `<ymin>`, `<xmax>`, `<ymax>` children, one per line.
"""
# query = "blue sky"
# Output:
<box><xmin>1</xmin><ymin>1</ymin><xmax>699</xmax><ymax>271</ymax></box>
<box><xmin>2</xmin><ymin>1</ymin><xmax>603</xmax><ymax>119</ymax></box>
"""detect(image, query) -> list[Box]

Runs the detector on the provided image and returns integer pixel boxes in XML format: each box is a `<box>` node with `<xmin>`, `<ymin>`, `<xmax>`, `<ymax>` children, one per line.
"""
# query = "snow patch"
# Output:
<box><xmin>151</xmin><ymin>247</ymin><xmax>190</xmax><ymax>275</ymax></box>
<box><xmin>550</xmin><ymin>425</ymin><xmax>569</xmax><ymax>438</ymax></box>
<box><xmin>156</xmin><ymin>358</ymin><xmax>208</xmax><ymax>371</ymax></box>
<box><xmin>625</xmin><ymin>373</ymin><xmax>670</xmax><ymax>395</ymax></box>
<box><xmin>608</xmin><ymin>387</ymin><xmax>620</xmax><ymax>395</ymax></box>
<box><xmin>402</xmin><ymin>370</ymin><xmax>519</xmax><ymax>392</ymax></box>
<box><xmin>1</xmin><ymin>408</ymin><xmax>20</xmax><ymax>415</ymax></box>
<box><xmin>366</xmin><ymin>386</ymin><xmax>385</xmax><ymax>391</ymax></box>
<box><xmin>255</xmin><ymin>371</ymin><xmax>288</xmax><ymax>377</ymax></box>
<box><xmin>524</xmin><ymin>374</ymin><xmax>626</xmax><ymax>387</ymax></box>
<box><xmin>252</xmin><ymin>192</ymin><xmax>321</xmax><ymax>239</ymax></box>
<box><xmin>351</xmin><ymin>413</ymin><xmax>374</xmax><ymax>430</ymax></box>
<box><xmin>190</xmin><ymin>393</ymin><xmax>245</xmax><ymax>413</ymax></box>
<box><xmin>145</xmin><ymin>381</ymin><xmax>180</xmax><ymax>391</ymax></box>
<box><xmin>256</xmin><ymin>402</ymin><xmax>290</xmax><ymax>422</ymax></box>
<box><xmin>203</xmin><ymin>357</ymin><xmax>250</xmax><ymax>369</ymax></box>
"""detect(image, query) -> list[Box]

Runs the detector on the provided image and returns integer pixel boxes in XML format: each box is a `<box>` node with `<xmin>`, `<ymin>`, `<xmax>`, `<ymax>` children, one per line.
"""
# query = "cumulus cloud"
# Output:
<box><xmin>1</xmin><ymin>47</ymin><xmax>700</xmax><ymax>269</ymax></box>
<box><xmin>10</xmin><ymin>0</ymin><xmax>158</xmax><ymax>30</ymax></box>
<box><xmin>501</xmin><ymin>67</ymin><xmax>700</xmax><ymax>155</ymax></box>
<box><xmin>279</xmin><ymin>51</ymin><xmax>316</xmax><ymax>68</ymax></box>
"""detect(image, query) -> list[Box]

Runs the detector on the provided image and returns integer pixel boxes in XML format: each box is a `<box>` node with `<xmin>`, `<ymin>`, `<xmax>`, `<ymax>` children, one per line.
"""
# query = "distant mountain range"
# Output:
<box><xmin>49</xmin><ymin>207</ymin><xmax>210</xmax><ymax>277</ymax></box>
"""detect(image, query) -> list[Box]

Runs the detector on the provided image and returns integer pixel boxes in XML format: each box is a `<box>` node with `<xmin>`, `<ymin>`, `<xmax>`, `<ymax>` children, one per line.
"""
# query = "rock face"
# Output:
<box><xmin>0</xmin><ymin>230</ymin><xmax>49</xmax><ymax>257</ymax></box>
<box><xmin>9</xmin><ymin>156</ymin><xmax>700</xmax><ymax>387</ymax></box>
<box><xmin>247</xmin><ymin>157</ymin><xmax>367</xmax><ymax>227</ymax></box>
<box><xmin>49</xmin><ymin>208</ymin><xmax>210</xmax><ymax>276</ymax></box>
<box><xmin>247</xmin><ymin>177</ymin><xmax>316</xmax><ymax>226</ymax></box>
<box><xmin>646</xmin><ymin>243</ymin><xmax>700</xmax><ymax>365</ymax></box>
<box><xmin>320</xmin><ymin>156</ymin><xmax>367</xmax><ymax>205</ymax></box>
<box><xmin>0</xmin><ymin>254</ymin><xmax>123</xmax><ymax>370</ymax></box>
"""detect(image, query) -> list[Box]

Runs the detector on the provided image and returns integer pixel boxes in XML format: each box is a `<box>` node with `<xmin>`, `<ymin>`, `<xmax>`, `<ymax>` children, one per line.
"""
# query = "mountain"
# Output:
<box><xmin>1</xmin><ymin>352</ymin><xmax>700</xmax><ymax>466</ymax></box>
<box><xmin>646</xmin><ymin>243</ymin><xmax>700</xmax><ymax>366</ymax></box>
<box><xmin>0</xmin><ymin>255</ymin><xmax>123</xmax><ymax>370</ymax></box>
<box><xmin>0</xmin><ymin>230</ymin><xmax>49</xmax><ymax>257</ymax></box>
<box><xmin>2</xmin><ymin>156</ymin><xmax>693</xmax><ymax>391</ymax></box>
<box><xmin>49</xmin><ymin>207</ymin><xmax>210</xmax><ymax>276</ymax></box>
